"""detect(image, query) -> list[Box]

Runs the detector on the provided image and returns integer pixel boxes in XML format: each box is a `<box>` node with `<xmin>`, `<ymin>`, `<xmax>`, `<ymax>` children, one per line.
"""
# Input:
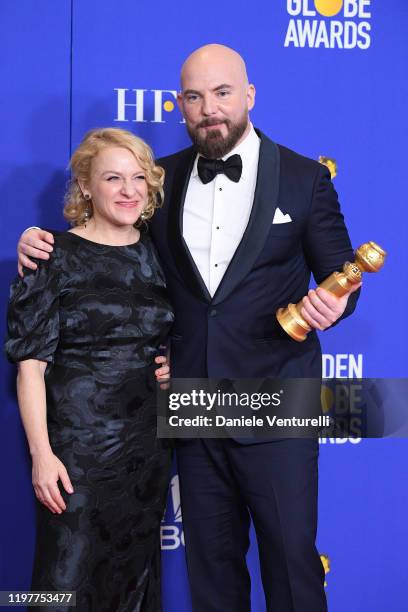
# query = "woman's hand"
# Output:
<box><xmin>154</xmin><ymin>355</ymin><xmax>170</xmax><ymax>381</ymax></box>
<box><xmin>32</xmin><ymin>451</ymin><xmax>74</xmax><ymax>514</ymax></box>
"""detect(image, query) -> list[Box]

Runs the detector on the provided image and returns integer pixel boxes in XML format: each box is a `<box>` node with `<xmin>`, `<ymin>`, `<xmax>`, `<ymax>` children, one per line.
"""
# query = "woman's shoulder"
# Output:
<box><xmin>53</xmin><ymin>231</ymin><xmax>78</xmax><ymax>249</ymax></box>
<box><xmin>51</xmin><ymin>231</ymin><xmax>92</xmax><ymax>260</ymax></box>
<box><xmin>138</xmin><ymin>225</ymin><xmax>158</xmax><ymax>255</ymax></box>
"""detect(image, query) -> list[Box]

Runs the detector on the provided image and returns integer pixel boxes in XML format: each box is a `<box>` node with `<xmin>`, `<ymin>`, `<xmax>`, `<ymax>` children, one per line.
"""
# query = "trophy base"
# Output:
<box><xmin>276</xmin><ymin>303</ymin><xmax>311</xmax><ymax>342</ymax></box>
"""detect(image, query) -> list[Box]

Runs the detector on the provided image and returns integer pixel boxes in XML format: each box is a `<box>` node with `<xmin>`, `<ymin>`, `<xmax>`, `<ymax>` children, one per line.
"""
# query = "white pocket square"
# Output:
<box><xmin>272</xmin><ymin>207</ymin><xmax>292</xmax><ymax>224</ymax></box>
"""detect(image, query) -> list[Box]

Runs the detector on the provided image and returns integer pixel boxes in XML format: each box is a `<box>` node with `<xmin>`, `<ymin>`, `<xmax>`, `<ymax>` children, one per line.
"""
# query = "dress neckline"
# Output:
<box><xmin>65</xmin><ymin>230</ymin><xmax>144</xmax><ymax>248</ymax></box>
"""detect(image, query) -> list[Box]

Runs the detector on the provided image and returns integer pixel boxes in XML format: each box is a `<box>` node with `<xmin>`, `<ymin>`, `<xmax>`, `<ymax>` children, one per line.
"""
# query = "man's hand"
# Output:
<box><xmin>155</xmin><ymin>355</ymin><xmax>170</xmax><ymax>391</ymax></box>
<box><xmin>18</xmin><ymin>228</ymin><xmax>54</xmax><ymax>277</ymax></box>
<box><xmin>301</xmin><ymin>283</ymin><xmax>361</xmax><ymax>331</ymax></box>
<box><xmin>154</xmin><ymin>355</ymin><xmax>170</xmax><ymax>381</ymax></box>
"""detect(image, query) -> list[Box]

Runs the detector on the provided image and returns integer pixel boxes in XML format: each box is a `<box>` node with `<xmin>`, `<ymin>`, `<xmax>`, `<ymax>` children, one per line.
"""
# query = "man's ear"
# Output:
<box><xmin>177</xmin><ymin>92</ymin><xmax>185</xmax><ymax>117</ymax></box>
<box><xmin>247</xmin><ymin>84</ymin><xmax>256</xmax><ymax>112</ymax></box>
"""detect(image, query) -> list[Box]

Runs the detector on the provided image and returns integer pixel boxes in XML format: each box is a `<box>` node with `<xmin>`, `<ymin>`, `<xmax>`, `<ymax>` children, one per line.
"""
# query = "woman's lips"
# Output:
<box><xmin>116</xmin><ymin>201</ymin><xmax>139</xmax><ymax>208</ymax></box>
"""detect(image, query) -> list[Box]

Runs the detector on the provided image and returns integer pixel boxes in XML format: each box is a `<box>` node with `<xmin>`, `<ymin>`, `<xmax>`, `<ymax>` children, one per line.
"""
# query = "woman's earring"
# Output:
<box><xmin>83</xmin><ymin>194</ymin><xmax>91</xmax><ymax>226</ymax></box>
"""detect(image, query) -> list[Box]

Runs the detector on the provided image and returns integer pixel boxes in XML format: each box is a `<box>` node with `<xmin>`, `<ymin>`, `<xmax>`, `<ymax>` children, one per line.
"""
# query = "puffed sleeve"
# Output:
<box><xmin>5</xmin><ymin>258</ymin><xmax>60</xmax><ymax>364</ymax></box>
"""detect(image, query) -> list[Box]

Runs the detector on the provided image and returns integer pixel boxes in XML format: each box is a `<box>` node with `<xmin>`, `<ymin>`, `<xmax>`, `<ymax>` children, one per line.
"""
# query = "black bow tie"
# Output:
<box><xmin>197</xmin><ymin>154</ymin><xmax>242</xmax><ymax>185</ymax></box>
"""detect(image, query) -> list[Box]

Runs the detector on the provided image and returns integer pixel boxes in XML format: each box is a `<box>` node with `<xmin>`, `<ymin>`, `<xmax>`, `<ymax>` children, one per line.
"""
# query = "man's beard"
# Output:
<box><xmin>187</xmin><ymin>113</ymin><xmax>249</xmax><ymax>159</ymax></box>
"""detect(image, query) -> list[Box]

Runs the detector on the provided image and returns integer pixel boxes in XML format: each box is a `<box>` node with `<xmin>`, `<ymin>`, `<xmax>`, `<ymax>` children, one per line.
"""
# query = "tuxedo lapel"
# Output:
<box><xmin>212</xmin><ymin>132</ymin><xmax>280</xmax><ymax>306</ymax></box>
<box><xmin>167</xmin><ymin>147</ymin><xmax>212</xmax><ymax>303</ymax></box>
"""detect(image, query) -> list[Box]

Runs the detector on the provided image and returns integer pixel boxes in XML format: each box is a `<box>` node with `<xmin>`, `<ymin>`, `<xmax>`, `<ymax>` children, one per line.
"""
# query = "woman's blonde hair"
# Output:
<box><xmin>63</xmin><ymin>128</ymin><xmax>164</xmax><ymax>226</ymax></box>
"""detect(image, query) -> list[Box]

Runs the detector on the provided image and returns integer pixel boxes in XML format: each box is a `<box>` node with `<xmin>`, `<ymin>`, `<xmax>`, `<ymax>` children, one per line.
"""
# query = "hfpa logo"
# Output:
<box><xmin>161</xmin><ymin>475</ymin><xmax>185</xmax><ymax>550</ymax></box>
<box><xmin>114</xmin><ymin>88</ymin><xmax>185</xmax><ymax>124</ymax></box>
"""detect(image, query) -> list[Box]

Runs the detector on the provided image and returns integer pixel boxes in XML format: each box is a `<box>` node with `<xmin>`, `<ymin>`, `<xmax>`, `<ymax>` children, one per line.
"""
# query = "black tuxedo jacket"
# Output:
<box><xmin>150</xmin><ymin>129</ymin><xmax>358</xmax><ymax>380</ymax></box>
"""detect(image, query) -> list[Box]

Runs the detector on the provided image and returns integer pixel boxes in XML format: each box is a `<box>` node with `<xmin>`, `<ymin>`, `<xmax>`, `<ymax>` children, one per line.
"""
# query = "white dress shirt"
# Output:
<box><xmin>183</xmin><ymin>124</ymin><xmax>260</xmax><ymax>296</ymax></box>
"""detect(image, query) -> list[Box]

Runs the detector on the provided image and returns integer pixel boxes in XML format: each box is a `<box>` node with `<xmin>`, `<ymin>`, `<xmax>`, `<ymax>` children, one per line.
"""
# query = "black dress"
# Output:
<box><xmin>5</xmin><ymin>230</ymin><xmax>175</xmax><ymax>612</ymax></box>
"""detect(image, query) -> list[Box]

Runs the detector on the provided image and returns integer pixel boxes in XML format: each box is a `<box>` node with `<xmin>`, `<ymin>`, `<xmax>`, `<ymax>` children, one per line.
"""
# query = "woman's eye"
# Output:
<box><xmin>135</xmin><ymin>175</ymin><xmax>145</xmax><ymax>181</ymax></box>
<box><xmin>107</xmin><ymin>176</ymin><xmax>119</xmax><ymax>181</ymax></box>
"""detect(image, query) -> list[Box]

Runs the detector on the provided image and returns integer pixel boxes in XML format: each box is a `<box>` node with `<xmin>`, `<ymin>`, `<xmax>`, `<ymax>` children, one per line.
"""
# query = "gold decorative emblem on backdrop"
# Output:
<box><xmin>315</xmin><ymin>0</ymin><xmax>343</xmax><ymax>18</ymax></box>
<box><xmin>320</xmin><ymin>553</ymin><xmax>331</xmax><ymax>587</ymax></box>
<box><xmin>319</xmin><ymin>156</ymin><xmax>337</xmax><ymax>179</ymax></box>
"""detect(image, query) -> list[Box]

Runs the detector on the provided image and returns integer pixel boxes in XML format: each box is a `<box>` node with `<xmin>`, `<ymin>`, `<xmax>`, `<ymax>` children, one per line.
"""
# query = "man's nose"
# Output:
<box><xmin>201</xmin><ymin>95</ymin><xmax>217</xmax><ymax>116</ymax></box>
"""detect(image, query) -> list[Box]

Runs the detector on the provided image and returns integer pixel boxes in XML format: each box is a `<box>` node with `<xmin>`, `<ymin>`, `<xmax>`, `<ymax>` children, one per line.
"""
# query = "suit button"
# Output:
<box><xmin>209</xmin><ymin>309</ymin><xmax>217</xmax><ymax>317</ymax></box>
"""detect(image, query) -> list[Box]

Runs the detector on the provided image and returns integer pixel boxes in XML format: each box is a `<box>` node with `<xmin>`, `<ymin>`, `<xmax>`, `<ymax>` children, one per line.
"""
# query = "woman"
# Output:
<box><xmin>5</xmin><ymin>128</ymin><xmax>174</xmax><ymax>611</ymax></box>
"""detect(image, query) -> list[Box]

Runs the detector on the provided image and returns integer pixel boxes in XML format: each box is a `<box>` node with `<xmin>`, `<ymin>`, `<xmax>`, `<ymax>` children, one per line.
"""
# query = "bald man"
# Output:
<box><xmin>18</xmin><ymin>45</ymin><xmax>359</xmax><ymax>612</ymax></box>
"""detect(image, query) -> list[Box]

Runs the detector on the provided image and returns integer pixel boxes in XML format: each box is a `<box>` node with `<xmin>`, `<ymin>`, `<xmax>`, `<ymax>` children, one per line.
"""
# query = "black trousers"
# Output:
<box><xmin>176</xmin><ymin>438</ymin><xmax>327</xmax><ymax>612</ymax></box>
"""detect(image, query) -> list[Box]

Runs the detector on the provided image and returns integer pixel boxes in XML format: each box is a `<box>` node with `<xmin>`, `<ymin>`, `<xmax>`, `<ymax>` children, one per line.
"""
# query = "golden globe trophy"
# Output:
<box><xmin>276</xmin><ymin>241</ymin><xmax>386</xmax><ymax>342</ymax></box>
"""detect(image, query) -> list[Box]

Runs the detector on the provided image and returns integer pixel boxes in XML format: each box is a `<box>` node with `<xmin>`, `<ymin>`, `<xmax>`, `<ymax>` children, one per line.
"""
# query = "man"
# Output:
<box><xmin>18</xmin><ymin>44</ymin><xmax>360</xmax><ymax>612</ymax></box>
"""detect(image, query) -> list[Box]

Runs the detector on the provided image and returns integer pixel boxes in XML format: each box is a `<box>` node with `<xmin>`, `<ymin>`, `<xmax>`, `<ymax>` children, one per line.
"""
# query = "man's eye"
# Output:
<box><xmin>218</xmin><ymin>90</ymin><xmax>229</xmax><ymax>97</ymax></box>
<box><xmin>186</xmin><ymin>95</ymin><xmax>198</xmax><ymax>103</ymax></box>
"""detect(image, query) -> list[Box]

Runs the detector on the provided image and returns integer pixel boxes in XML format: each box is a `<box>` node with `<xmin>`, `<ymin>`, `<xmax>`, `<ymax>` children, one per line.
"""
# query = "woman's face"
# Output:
<box><xmin>85</xmin><ymin>146</ymin><xmax>148</xmax><ymax>229</ymax></box>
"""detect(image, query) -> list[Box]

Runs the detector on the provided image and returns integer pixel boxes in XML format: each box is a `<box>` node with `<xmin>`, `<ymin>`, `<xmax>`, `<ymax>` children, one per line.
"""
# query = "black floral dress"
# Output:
<box><xmin>5</xmin><ymin>230</ymin><xmax>174</xmax><ymax>612</ymax></box>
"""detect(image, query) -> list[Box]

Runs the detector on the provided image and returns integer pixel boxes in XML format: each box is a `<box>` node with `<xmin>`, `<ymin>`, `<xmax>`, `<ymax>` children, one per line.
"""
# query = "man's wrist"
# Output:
<box><xmin>23</xmin><ymin>226</ymin><xmax>42</xmax><ymax>233</ymax></box>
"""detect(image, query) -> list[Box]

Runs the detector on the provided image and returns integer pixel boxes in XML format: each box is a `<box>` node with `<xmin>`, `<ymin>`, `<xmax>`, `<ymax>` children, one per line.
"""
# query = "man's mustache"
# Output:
<box><xmin>197</xmin><ymin>119</ymin><xmax>229</xmax><ymax>129</ymax></box>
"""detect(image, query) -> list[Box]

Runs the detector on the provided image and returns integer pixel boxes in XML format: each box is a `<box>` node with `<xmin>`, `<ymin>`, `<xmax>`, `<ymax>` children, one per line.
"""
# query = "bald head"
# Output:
<box><xmin>178</xmin><ymin>44</ymin><xmax>255</xmax><ymax>158</ymax></box>
<box><xmin>181</xmin><ymin>44</ymin><xmax>249</xmax><ymax>91</ymax></box>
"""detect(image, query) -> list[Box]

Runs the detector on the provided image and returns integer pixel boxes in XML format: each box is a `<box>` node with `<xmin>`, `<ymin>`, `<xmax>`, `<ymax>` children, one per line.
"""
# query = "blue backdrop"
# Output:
<box><xmin>1</xmin><ymin>1</ymin><xmax>407</xmax><ymax>610</ymax></box>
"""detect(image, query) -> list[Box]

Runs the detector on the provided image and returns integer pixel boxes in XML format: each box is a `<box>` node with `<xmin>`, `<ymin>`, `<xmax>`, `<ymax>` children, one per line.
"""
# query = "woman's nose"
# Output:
<box><xmin>120</xmin><ymin>179</ymin><xmax>136</xmax><ymax>196</ymax></box>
